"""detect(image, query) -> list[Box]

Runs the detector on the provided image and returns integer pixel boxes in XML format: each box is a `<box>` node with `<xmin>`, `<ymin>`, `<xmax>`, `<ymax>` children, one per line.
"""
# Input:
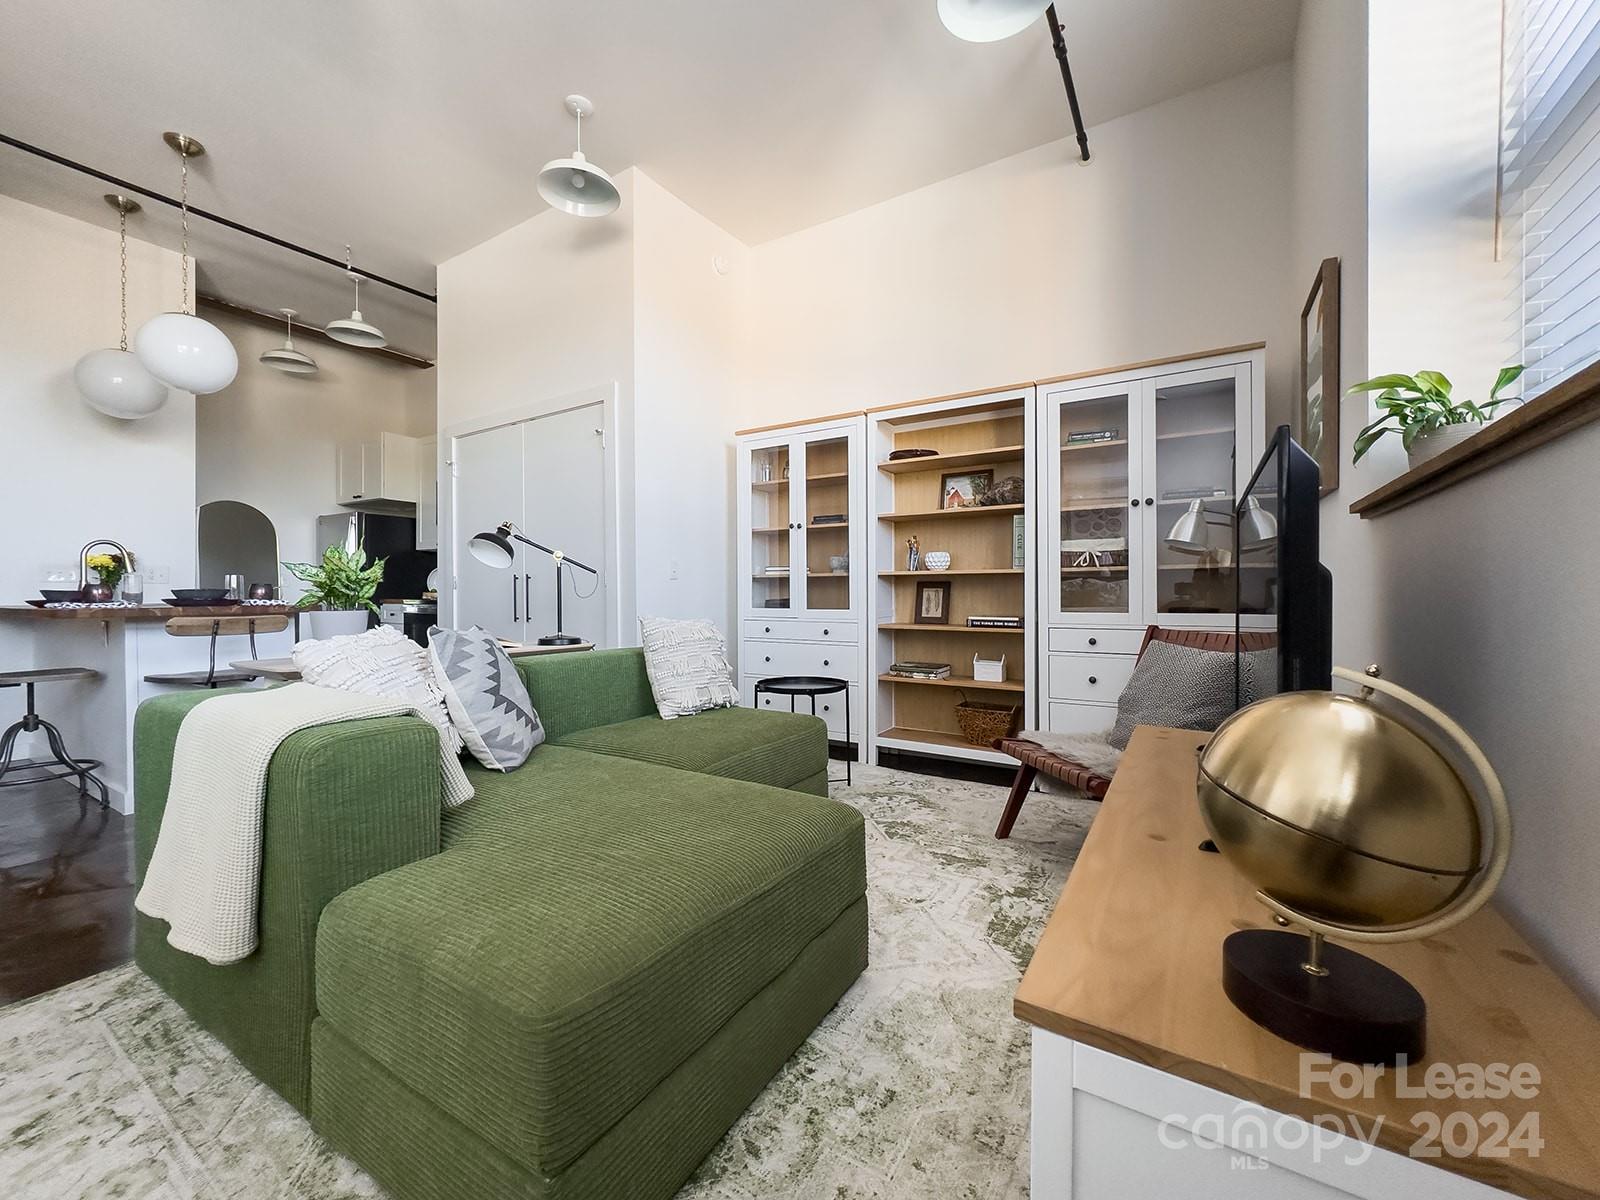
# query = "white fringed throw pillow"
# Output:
<box><xmin>292</xmin><ymin>624</ymin><xmax>463</xmax><ymax>756</ymax></box>
<box><xmin>638</xmin><ymin>616</ymin><xmax>739</xmax><ymax>719</ymax></box>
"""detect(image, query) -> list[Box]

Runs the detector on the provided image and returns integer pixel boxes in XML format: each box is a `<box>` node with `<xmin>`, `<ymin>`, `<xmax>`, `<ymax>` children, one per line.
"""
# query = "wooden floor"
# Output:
<box><xmin>0</xmin><ymin>771</ymin><xmax>134</xmax><ymax>1005</ymax></box>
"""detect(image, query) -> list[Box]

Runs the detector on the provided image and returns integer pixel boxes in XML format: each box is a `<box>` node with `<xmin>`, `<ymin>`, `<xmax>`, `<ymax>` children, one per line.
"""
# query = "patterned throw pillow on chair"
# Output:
<box><xmin>1108</xmin><ymin>639</ymin><xmax>1239</xmax><ymax>750</ymax></box>
<box><xmin>638</xmin><ymin>616</ymin><xmax>739</xmax><ymax>719</ymax></box>
<box><xmin>427</xmin><ymin>626</ymin><xmax>544</xmax><ymax>770</ymax></box>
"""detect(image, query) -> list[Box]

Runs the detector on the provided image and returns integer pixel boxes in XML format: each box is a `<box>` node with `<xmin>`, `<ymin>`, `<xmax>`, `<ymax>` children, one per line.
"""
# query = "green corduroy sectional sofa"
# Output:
<box><xmin>132</xmin><ymin>648</ymin><xmax>868</xmax><ymax>1200</ymax></box>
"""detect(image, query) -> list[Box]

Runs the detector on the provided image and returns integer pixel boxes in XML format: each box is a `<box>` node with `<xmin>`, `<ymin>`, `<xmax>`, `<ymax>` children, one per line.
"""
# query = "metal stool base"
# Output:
<box><xmin>0</xmin><ymin>681</ymin><xmax>109</xmax><ymax>808</ymax></box>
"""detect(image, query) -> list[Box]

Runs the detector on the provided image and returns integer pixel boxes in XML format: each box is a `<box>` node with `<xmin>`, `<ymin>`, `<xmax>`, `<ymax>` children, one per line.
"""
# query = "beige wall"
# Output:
<box><xmin>740</xmin><ymin>62</ymin><xmax>1297</xmax><ymax>426</ymax></box>
<box><xmin>194</xmin><ymin>308</ymin><xmax>436</xmax><ymax>599</ymax></box>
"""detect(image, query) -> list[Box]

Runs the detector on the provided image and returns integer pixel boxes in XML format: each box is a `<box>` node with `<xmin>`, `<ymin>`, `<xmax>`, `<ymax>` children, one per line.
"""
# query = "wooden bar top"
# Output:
<box><xmin>0</xmin><ymin>603</ymin><xmax>298</xmax><ymax>622</ymax></box>
<box><xmin>1016</xmin><ymin>725</ymin><xmax>1600</xmax><ymax>1200</ymax></box>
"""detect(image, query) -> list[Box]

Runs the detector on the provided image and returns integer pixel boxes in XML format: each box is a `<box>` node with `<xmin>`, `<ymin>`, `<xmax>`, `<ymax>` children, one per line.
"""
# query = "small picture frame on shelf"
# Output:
<box><xmin>1298</xmin><ymin>256</ymin><xmax>1341</xmax><ymax>497</ymax></box>
<box><xmin>913</xmin><ymin>580</ymin><xmax>952</xmax><ymax>624</ymax></box>
<box><xmin>940</xmin><ymin>469</ymin><xmax>992</xmax><ymax>509</ymax></box>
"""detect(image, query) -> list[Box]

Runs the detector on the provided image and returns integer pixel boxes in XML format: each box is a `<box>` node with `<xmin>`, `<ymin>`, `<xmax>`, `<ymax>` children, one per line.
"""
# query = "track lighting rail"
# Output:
<box><xmin>0</xmin><ymin>132</ymin><xmax>437</xmax><ymax>304</ymax></box>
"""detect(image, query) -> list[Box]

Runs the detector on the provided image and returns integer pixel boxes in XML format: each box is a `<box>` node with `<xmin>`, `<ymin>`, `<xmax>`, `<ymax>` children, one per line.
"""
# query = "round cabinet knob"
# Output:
<box><xmin>1088</xmin><ymin>637</ymin><xmax>1098</xmax><ymax>646</ymax></box>
<box><xmin>1145</xmin><ymin>496</ymin><xmax>1155</xmax><ymax>506</ymax></box>
<box><xmin>764</xmin><ymin>626</ymin><xmax>771</xmax><ymax>633</ymax></box>
<box><xmin>822</xmin><ymin>659</ymin><xmax>830</xmax><ymax>667</ymax></box>
<box><xmin>822</xmin><ymin>629</ymin><xmax>830</xmax><ymax>636</ymax></box>
<box><xmin>764</xmin><ymin>655</ymin><xmax>772</xmax><ymax>663</ymax></box>
<box><xmin>1130</xmin><ymin>498</ymin><xmax>1140</xmax><ymax>508</ymax></box>
<box><xmin>822</xmin><ymin>704</ymin><xmax>830</xmax><ymax>712</ymax></box>
<box><xmin>1088</xmin><ymin>675</ymin><xmax>1098</xmax><ymax>685</ymax></box>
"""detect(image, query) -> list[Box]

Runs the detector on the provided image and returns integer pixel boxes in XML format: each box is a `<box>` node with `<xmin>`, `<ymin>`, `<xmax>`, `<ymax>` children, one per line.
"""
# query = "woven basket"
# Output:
<box><xmin>953</xmin><ymin>695</ymin><xmax>1021</xmax><ymax>745</ymax></box>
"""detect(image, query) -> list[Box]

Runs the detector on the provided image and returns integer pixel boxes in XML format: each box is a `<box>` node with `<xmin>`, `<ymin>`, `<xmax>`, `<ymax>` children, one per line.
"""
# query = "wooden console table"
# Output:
<box><xmin>1016</xmin><ymin>726</ymin><xmax>1600</xmax><ymax>1200</ymax></box>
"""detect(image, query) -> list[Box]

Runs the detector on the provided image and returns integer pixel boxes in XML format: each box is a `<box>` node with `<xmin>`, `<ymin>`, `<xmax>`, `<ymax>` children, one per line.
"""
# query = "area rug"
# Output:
<box><xmin>0</xmin><ymin>764</ymin><xmax>1098</xmax><ymax>1199</ymax></box>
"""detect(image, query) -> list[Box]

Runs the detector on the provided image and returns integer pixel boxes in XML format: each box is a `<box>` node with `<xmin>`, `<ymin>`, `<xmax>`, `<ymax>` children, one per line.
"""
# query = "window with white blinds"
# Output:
<box><xmin>1501</xmin><ymin>0</ymin><xmax>1600</xmax><ymax>396</ymax></box>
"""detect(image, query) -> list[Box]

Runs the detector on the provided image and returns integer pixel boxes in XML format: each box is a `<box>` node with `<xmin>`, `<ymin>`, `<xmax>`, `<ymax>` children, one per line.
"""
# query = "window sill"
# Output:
<box><xmin>1350</xmin><ymin>358</ymin><xmax>1600</xmax><ymax>518</ymax></box>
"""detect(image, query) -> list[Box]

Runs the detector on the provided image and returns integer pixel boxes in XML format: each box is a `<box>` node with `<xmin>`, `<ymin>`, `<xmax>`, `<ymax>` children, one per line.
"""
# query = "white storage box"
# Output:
<box><xmin>972</xmin><ymin>652</ymin><xmax>1007</xmax><ymax>683</ymax></box>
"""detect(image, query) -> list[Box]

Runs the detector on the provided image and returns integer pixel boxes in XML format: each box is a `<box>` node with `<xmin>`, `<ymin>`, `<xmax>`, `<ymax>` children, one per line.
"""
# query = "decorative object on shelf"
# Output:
<box><xmin>972</xmin><ymin>652</ymin><xmax>1007</xmax><ymax>683</ymax></box>
<box><xmin>85</xmin><ymin>550</ymin><xmax>131</xmax><ymax>596</ymax></box>
<box><xmin>1348</xmin><ymin>365</ymin><xmax>1524</xmax><ymax>468</ymax></box>
<box><xmin>1198</xmin><ymin>665</ymin><xmax>1511</xmax><ymax>1064</ymax></box>
<box><xmin>1065</xmin><ymin>507</ymin><xmax>1124</xmax><ymax>540</ymax></box>
<box><xmin>923</xmin><ymin>550</ymin><xmax>951</xmax><ymax>571</ymax></box>
<box><xmin>134</xmin><ymin>134</ymin><xmax>239</xmax><ymax>395</ymax></box>
<box><xmin>80</xmin><ymin>585</ymin><xmax>115</xmax><ymax>604</ymax></box>
<box><xmin>1298</xmin><ymin>257</ymin><xmax>1341</xmax><ymax>496</ymax></box>
<box><xmin>914</xmin><ymin>579</ymin><xmax>952</xmax><ymax>624</ymax></box>
<box><xmin>887</xmin><ymin>447</ymin><xmax>938</xmax><ymax>461</ymax></box>
<box><xmin>248</xmin><ymin>583</ymin><xmax>275</xmax><ymax>600</ymax></box>
<box><xmin>470</xmin><ymin>521</ymin><xmax>601</xmax><ymax>645</ymax></box>
<box><xmin>326</xmin><ymin>246</ymin><xmax>387</xmax><ymax>348</ymax></box>
<box><xmin>120</xmin><ymin>572</ymin><xmax>144</xmax><ymax>605</ymax></box>
<box><xmin>888</xmin><ymin>660</ymin><xmax>951</xmax><ymax>679</ymax></box>
<box><xmin>223</xmin><ymin>573</ymin><xmax>245</xmax><ymax>600</ymax></box>
<box><xmin>537</xmin><ymin>94</ymin><xmax>621</xmax><ymax>218</ymax></box>
<box><xmin>1012</xmin><ymin>513</ymin><xmax>1025</xmax><ymax>568</ymax></box>
<box><xmin>905</xmin><ymin>534</ymin><xmax>921</xmax><ymax>571</ymax></box>
<box><xmin>757</xmin><ymin>459</ymin><xmax>771</xmax><ymax>482</ymax></box>
<box><xmin>828</xmin><ymin>554</ymin><xmax>849</xmax><ymax>574</ymax></box>
<box><xmin>1066</xmin><ymin>428</ymin><xmax>1119</xmax><ymax>444</ymax></box>
<box><xmin>75</xmin><ymin>195</ymin><xmax>170</xmax><ymax>419</ymax></box>
<box><xmin>940</xmin><ymin>469</ymin><xmax>992</xmax><ymax>509</ymax></box>
<box><xmin>953</xmin><ymin>695</ymin><xmax>1021</xmax><ymax>745</ymax></box>
<box><xmin>283</xmin><ymin>542</ymin><xmax>385</xmax><ymax>639</ymax></box>
<box><xmin>260</xmin><ymin>308</ymin><xmax>318</xmax><ymax>374</ymax></box>
<box><xmin>976</xmin><ymin>474</ymin><xmax>1024</xmax><ymax>506</ymax></box>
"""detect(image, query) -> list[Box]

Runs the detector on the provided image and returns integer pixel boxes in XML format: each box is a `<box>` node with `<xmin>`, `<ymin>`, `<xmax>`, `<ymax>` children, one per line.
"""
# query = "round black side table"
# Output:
<box><xmin>753</xmin><ymin>675</ymin><xmax>851</xmax><ymax>787</ymax></box>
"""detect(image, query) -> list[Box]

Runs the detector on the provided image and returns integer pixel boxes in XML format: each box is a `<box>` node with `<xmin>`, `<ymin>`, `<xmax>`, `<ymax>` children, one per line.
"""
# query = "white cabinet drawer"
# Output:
<box><xmin>746</xmin><ymin>677</ymin><xmax>859</xmax><ymax>742</ymax></box>
<box><xmin>1046</xmin><ymin>626</ymin><xmax>1147</xmax><ymax>655</ymax></box>
<box><xmin>745</xmin><ymin>639</ymin><xmax>858</xmax><ymax>682</ymax></box>
<box><xmin>742</xmin><ymin>617</ymin><xmax>857</xmax><ymax>644</ymax></box>
<box><xmin>1048</xmin><ymin>652</ymin><xmax>1136</xmax><ymax>704</ymax></box>
<box><xmin>1047</xmin><ymin>701</ymin><xmax>1118</xmax><ymax>735</ymax></box>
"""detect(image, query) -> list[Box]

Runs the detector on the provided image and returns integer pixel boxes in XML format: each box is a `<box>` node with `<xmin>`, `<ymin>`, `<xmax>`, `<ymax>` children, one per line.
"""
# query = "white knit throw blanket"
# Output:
<box><xmin>135</xmin><ymin>683</ymin><xmax>473</xmax><ymax>965</ymax></box>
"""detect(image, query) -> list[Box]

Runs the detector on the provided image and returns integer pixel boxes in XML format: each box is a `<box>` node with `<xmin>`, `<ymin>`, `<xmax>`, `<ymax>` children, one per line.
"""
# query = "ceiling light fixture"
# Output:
<box><xmin>537</xmin><ymin>95</ymin><xmax>621</xmax><ymax>218</ymax></box>
<box><xmin>75</xmin><ymin>195</ymin><xmax>170</xmax><ymax>419</ymax></box>
<box><xmin>133</xmin><ymin>133</ymin><xmax>240</xmax><ymax>393</ymax></box>
<box><xmin>326</xmin><ymin>245</ymin><xmax>388</xmax><ymax>347</ymax></box>
<box><xmin>260</xmin><ymin>308</ymin><xmax>319</xmax><ymax>374</ymax></box>
<box><xmin>936</xmin><ymin>0</ymin><xmax>1091</xmax><ymax>161</ymax></box>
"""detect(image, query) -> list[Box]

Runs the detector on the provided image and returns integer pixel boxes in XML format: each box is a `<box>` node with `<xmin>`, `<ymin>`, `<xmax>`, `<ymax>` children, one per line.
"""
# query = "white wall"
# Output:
<box><xmin>740</xmin><ymin>63</ymin><xmax>1297</xmax><ymax>426</ymax></box>
<box><xmin>0</xmin><ymin>194</ymin><xmax>196</xmax><ymax>731</ymax></box>
<box><xmin>195</xmin><ymin>309</ymin><xmax>435</xmax><ymax>599</ymax></box>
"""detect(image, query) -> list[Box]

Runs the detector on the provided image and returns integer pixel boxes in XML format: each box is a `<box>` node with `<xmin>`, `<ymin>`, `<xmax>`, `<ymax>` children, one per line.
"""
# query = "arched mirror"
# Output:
<box><xmin>197</xmin><ymin>500</ymin><xmax>279</xmax><ymax>593</ymax></box>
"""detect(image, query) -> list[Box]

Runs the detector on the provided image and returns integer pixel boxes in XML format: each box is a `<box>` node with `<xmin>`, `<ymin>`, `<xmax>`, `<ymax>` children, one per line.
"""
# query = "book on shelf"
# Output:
<box><xmin>1066</xmin><ymin>429</ymin><xmax>1119</xmax><ymax>444</ymax></box>
<box><xmin>1012</xmin><ymin>513</ymin><xmax>1025</xmax><ymax>569</ymax></box>
<box><xmin>889</xmin><ymin>661</ymin><xmax>952</xmax><ymax>680</ymax></box>
<box><xmin>811</xmin><ymin>513</ymin><xmax>848</xmax><ymax>525</ymax></box>
<box><xmin>967</xmin><ymin>616</ymin><xmax>1023</xmax><ymax>629</ymax></box>
<box><xmin>1160</xmin><ymin>486</ymin><xmax>1231</xmax><ymax>500</ymax></box>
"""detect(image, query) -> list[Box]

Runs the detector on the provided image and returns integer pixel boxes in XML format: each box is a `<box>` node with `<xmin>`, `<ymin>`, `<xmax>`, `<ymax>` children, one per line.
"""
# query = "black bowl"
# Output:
<box><xmin>171</xmin><ymin>588</ymin><xmax>230</xmax><ymax>602</ymax></box>
<box><xmin>40</xmin><ymin>589</ymin><xmax>84</xmax><ymax>603</ymax></box>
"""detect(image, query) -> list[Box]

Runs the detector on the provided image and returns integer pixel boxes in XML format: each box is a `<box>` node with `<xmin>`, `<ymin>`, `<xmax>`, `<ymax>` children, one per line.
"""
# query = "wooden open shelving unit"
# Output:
<box><xmin>869</xmin><ymin>387</ymin><xmax>1034</xmax><ymax>766</ymax></box>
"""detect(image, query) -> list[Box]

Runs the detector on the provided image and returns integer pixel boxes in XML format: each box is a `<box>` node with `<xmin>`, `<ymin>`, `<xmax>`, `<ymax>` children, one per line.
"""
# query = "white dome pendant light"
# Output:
<box><xmin>260</xmin><ymin>308</ymin><xmax>319</xmax><ymax>373</ymax></box>
<box><xmin>134</xmin><ymin>133</ymin><xmax>239</xmax><ymax>394</ymax></box>
<box><xmin>326</xmin><ymin>245</ymin><xmax>387</xmax><ymax>347</ymax></box>
<box><xmin>937</xmin><ymin>0</ymin><xmax>1050</xmax><ymax>42</ymax></box>
<box><xmin>537</xmin><ymin>95</ymin><xmax>620</xmax><ymax>218</ymax></box>
<box><xmin>75</xmin><ymin>195</ymin><xmax>170</xmax><ymax>419</ymax></box>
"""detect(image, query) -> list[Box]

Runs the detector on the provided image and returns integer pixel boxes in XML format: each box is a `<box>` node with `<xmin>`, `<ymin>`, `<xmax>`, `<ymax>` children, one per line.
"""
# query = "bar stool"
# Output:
<box><xmin>143</xmin><ymin>615</ymin><xmax>290</xmax><ymax>688</ymax></box>
<box><xmin>0</xmin><ymin>667</ymin><xmax>108</xmax><ymax>807</ymax></box>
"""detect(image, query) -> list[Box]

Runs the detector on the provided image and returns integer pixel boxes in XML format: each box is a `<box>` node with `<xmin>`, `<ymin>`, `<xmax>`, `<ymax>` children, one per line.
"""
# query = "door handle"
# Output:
<box><xmin>524</xmin><ymin>572</ymin><xmax>531</xmax><ymax>617</ymax></box>
<box><xmin>512</xmin><ymin>575</ymin><xmax>519</xmax><ymax>621</ymax></box>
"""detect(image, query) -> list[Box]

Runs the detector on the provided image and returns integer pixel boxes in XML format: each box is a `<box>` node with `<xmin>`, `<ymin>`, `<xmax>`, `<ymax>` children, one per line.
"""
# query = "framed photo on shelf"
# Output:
<box><xmin>940</xmin><ymin>469</ymin><xmax>992</xmax><ymax>509</ymax></box>
<box><xmin>1298</xmin><ymin>256</ymin><xmax>1341</xmax><ymax>497</ymax></box>
<box><xmin>913</xmin><ymin>580</ymin><xmax>952</xmax><ymax>625</ymax></box>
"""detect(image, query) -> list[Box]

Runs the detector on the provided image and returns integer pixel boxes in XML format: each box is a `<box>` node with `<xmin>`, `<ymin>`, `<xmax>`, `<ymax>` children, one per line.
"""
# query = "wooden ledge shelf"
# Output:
<box><xmin>1351</xmin><ymin>358</ymin><xmax>1600</xmax><ymax>519</ymax></box>
<box><xmin>878</xmin><ymin>672</ymin><xmax>1024</xmax><ymax>692</ymax></box>
<box><xmin>877</xmin><ymin>568</ymin><xmax>1021</xmax><ymax>577</ymax></box>
<box><xmin>877</xmin><ymin>445</ymin><xmax>1026</xmax><ymax>474</ymax></box>
<box><xmin>878</xmin><ymin>622</ymin><xmax>1023</xmax><ymax>634</ymax></box>
<box><xmin>878</xmin><ymin>503</ymin><xmax>1024</xmax><ymax>522</ymax></box>
<box><xmin>1061</xmin><ymin>438</ymin><xmax>1128</xmax><ymax>452</ymax></box>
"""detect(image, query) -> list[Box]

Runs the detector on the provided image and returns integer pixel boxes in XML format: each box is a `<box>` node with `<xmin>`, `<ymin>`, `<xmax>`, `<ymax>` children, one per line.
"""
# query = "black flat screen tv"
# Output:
<box><xmin>1235</xmin><ymin>425</ymin><xmax>1332</xmax><ymax>703</ymax></box>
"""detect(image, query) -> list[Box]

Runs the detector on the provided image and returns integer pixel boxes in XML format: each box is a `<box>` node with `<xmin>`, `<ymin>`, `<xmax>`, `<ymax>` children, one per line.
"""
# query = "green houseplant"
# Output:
<box><xmin>1348</xmin><ymin>365</ymin><xmax>1524</xmax><ymax>468</ymax></box>
<box><xmin>283</xmin><ymin>542</ymin><xmax>386</xmax><ymax>639</ymax></box>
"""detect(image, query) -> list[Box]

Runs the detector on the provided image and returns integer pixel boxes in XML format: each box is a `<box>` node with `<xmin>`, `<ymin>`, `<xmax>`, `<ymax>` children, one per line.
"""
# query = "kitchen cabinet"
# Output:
<box><xmin>337</xmin><ymin>432</ymin><xmax>419</xmax><ymax>508</ymax></box>
<box><xmin>415</xmin><ymin>435</ymin><xmax>438</xmax><ymax>550</ymax></box>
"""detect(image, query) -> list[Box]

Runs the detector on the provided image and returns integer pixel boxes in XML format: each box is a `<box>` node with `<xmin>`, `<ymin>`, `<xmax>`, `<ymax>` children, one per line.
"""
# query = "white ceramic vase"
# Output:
<box><xmin>306</xmin><ymin>609</ymin><xmax>371</xmax><ymax>639</ymax></box>
<box><xmin>1406</xmin><ymin>422</ymin><xmax>1483</xmax><ymax>469</ymax></box>
<box><xmin>924</xmin><ymin>551</ymin><xmax>952</xmax><ymax>571</ymax></box>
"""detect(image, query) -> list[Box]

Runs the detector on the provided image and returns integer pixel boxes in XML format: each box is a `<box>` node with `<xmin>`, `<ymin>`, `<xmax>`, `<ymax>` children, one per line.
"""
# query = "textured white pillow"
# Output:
<box><xmin>292</xmin><ymin>624</ymin><xmax>463</xmax><ymax>756</ymax></box>
<box><xmin>638</xmin><ymin>616</ymin><xmax>739</xmax><ymax>719</ymax></box>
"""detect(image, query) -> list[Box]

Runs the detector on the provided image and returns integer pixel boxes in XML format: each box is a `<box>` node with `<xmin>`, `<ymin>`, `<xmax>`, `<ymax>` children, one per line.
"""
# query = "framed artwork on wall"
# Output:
<box><xmin>1298</xmin><ymin>256</ymin><xmax>1341</xmax><ymax>496</ymax></box>
<box><xmin>913</xmin><ymin>580</ymin><xmax>952</xmax><ymax>625</ymax></box>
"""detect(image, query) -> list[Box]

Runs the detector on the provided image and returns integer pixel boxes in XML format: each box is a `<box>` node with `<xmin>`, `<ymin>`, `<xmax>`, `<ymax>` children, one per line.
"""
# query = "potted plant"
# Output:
<box><xmin>86</xmin><ymin>549</ymin><xmax>132</xmax><ymax>598</ymax></box>
<box><xmin>283</xmin><ymin>543</ymin><xmax>385</xmax><ymax>638</ymax></box>
<box><xmin>1349</xmin><ymin>365</ymin><xmax>1524</xmax><ymax>468</ymax></box>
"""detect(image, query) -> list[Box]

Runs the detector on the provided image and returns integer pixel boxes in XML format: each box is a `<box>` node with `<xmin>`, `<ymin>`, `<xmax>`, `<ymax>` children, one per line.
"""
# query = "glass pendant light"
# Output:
<box><xmin>259</xmin><ymin>307</ymin><xmax>318</xmax><ymax>373</ymax></box>
<box><xmin>325</xmin><ymin>245</ymin><xmax>387</xmax><ymax>347</ymax></box>
<box><xmin>537</xmin><ymin>95</ymin><xmax>621</xmax><ymax>218</ymax></box>
<box><xmin>75</xmin><ymin>195</ymin><xmax>170</xmax><ymax>419</ymax></box>
<box><xmin>133</xmin><ymin>133</ymin><xmax>239</xmax><ymax>394</ymax></box>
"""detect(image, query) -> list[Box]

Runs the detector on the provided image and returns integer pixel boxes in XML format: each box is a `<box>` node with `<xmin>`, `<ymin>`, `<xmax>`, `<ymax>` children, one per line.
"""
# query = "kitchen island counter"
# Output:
<box><xmin>0</xmin><ymin>603</ymin><xmax>297</xmax><ymax>622</ymax></box>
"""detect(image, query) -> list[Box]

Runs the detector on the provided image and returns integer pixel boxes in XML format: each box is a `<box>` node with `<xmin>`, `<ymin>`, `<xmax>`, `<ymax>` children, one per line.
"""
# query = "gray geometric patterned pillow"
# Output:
<box><xmin>1109</xmin><ymin>640</ymin><xmax>1238</xmax><ymax>750</ymax></box>
<box><xmin>638</xmin><ymin>616</ymin><xmax>739</xmax><ymax>719</ymax></box>
<box><xmin>427</xmin><ymin>625</ymin><xmax>544</xmax><ymax>770</ymax></box>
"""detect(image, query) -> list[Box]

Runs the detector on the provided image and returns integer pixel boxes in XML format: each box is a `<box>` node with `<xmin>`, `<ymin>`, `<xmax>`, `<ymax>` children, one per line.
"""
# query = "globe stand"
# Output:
<box><xmin>1222</xmin><ymin>930</ymin><xmax>1425</xmax><ymax>1065</ymax></box>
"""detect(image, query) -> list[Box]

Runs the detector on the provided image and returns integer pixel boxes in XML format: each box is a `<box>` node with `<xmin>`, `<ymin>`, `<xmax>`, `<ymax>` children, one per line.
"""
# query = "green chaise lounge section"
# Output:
<box><xmin>132</xmin><ymin>647</ymin><xmax>865</xmax><ymax>1200</ymax></box>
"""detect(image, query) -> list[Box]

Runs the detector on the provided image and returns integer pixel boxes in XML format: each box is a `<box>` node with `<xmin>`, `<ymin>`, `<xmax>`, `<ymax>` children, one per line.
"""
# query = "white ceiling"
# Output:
<box><xmin>0</xmin><ymin>0</ymin><xmax>1301</xmax><ymax>358</ymax></box>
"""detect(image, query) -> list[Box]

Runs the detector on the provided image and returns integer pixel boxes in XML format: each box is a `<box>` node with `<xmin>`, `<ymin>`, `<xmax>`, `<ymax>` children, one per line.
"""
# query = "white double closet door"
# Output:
<box><xmin>452</xmin><ymin>403</ymin><xmax>607</xmax><ymax>645</ymax></box>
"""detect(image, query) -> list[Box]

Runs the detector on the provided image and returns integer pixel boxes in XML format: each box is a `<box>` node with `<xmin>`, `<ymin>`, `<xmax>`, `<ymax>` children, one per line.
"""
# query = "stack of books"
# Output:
<box><xmin>888</xmin><ymin>661</ymin><xmax>952</xmax><ymax>680</ymax></box>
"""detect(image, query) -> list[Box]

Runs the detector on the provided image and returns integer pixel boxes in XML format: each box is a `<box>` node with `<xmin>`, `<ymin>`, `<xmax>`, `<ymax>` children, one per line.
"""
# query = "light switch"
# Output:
<box><xmin>146</xmin><ymin>564</ymin><xmax>171</xmax><ymax>584</ymax></box>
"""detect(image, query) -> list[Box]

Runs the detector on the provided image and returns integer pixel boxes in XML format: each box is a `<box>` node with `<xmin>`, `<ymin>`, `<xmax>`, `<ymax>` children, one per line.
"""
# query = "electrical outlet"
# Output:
<box><xmin>146</xmin><ymin>564</ymin><xmax>170</xmax><ymax>585</ymax></box>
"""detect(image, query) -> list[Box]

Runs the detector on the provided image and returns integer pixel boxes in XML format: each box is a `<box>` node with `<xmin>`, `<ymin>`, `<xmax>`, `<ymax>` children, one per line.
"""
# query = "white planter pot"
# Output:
<box><xmin>1406</xmin><ymin>422</ymin><xmax>1483</xmax><ymax>469</ymax></box>
<box><xmin>306</xmin><ymin>608</ymin><xmax>371</xmax><ymax>639</ymax></box>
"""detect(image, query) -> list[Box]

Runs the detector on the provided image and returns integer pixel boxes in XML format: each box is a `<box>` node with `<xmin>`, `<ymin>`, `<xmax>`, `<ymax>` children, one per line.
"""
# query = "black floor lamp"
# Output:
<box><xmin>469</xmin><ymin>521</ymin><xmax>599</xmax><ymax>646</ymax></box>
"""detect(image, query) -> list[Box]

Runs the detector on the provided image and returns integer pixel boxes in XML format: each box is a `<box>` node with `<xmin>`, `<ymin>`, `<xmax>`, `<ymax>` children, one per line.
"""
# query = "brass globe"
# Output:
<box><xmin>1198</xmin><ymin>690</ymin><xmax>1483</xmax><ymax>930</ymax></box>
